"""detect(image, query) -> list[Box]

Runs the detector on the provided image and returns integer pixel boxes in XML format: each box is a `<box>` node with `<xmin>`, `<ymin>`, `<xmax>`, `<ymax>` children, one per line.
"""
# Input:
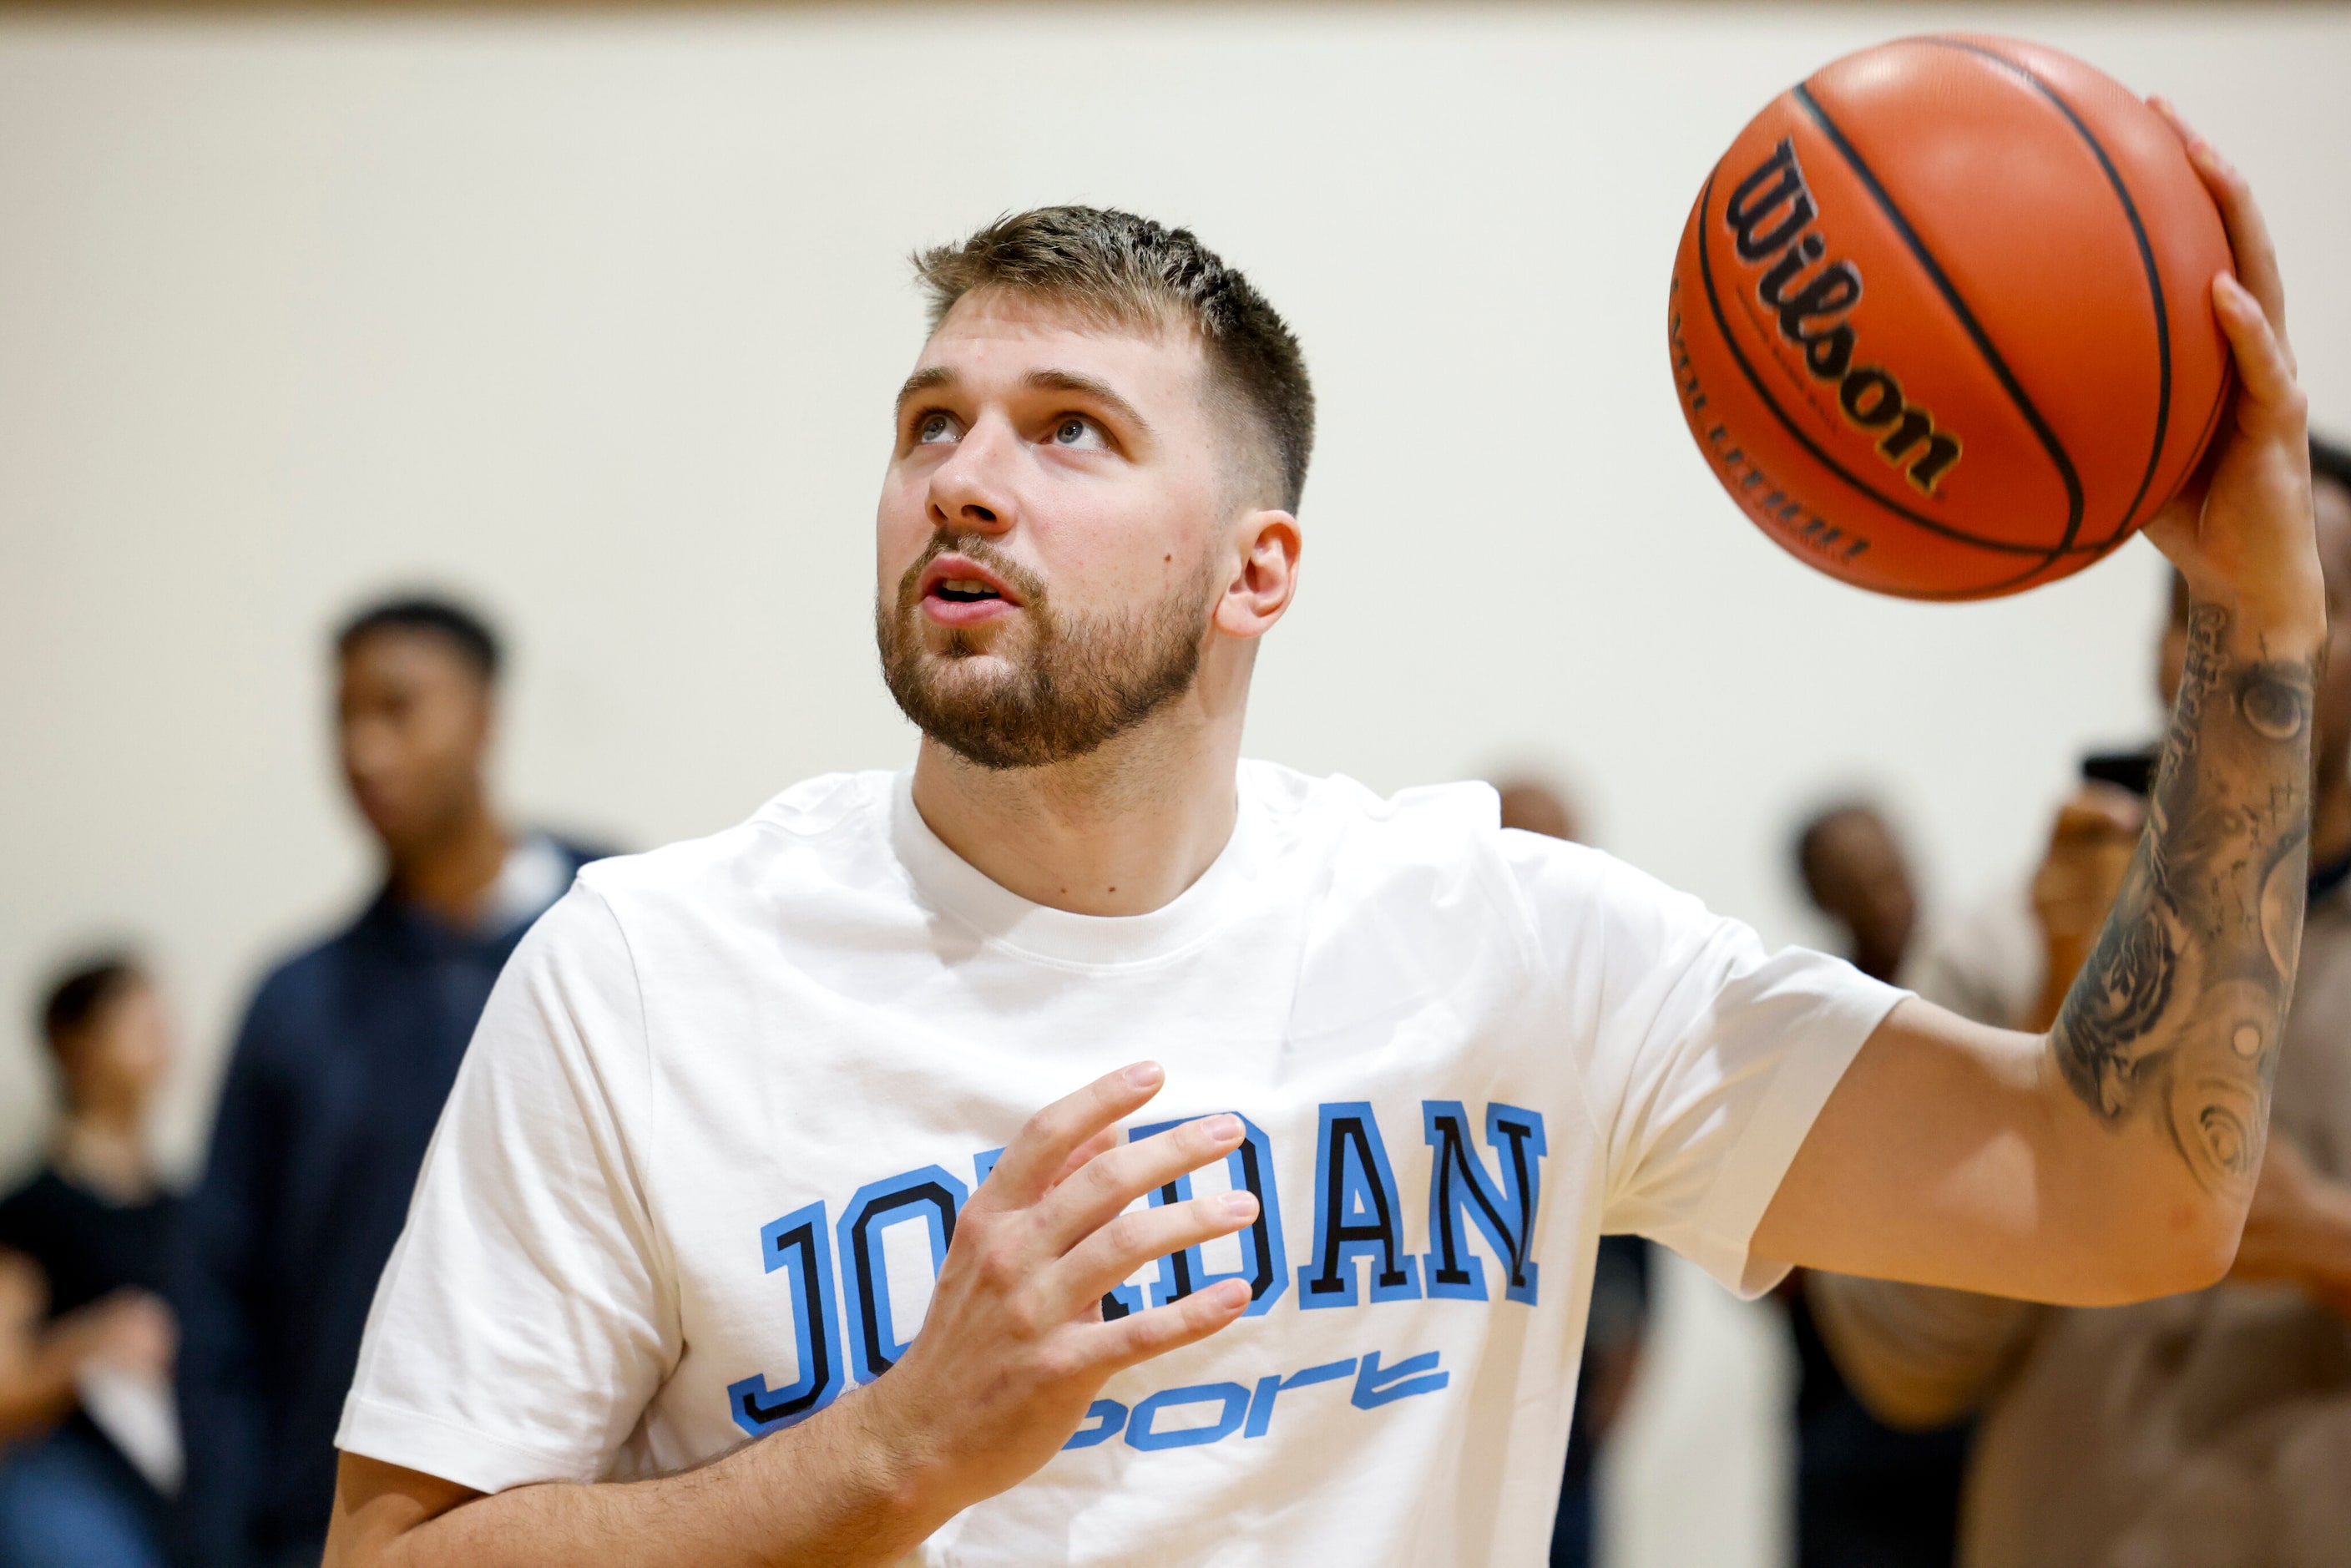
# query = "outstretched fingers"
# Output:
<box><xmin>1031</xmin><ymin>1114</ymin><xmax>1247</xmax><ymax>1256</ymax></box>
<box><xmin>1084</xmin><ymin>1279</ymin><xmax>1253</xmax><ymax>1374</ymax></box>
<box><xmin>1050</xmin><ymin>1188</ymin><xmax>1260</xmax><ymax>1316</ymax></box>
<box><xmin>1044</xmin><ymin>1127</ymin><xmax>1122</xmax><ymax>1194</ymax></box>
<box><xmin>976</xmin><ymin>1064</ymin><xmax>1164</xmax><ymax>1211</ymax></box>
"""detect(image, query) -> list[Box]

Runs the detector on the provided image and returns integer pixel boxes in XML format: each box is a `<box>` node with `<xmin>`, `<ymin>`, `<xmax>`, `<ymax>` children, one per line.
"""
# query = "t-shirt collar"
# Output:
<box><xmin>888</xmin><ymin>768</ymin><xmax>1255</xmax><ymax>969</ymax></box>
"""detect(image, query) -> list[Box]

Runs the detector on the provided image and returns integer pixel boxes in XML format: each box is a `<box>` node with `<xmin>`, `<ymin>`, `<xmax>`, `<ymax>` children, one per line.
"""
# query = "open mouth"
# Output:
<box><xmin>931</xmin><ymin>578</ymin><xmax>1002</xmax><ymax>604</ymax></box>
<box><xmin>916</xmin><ymin>555</ymin><xmax>1023</xmax><ymax>623</ymax></box>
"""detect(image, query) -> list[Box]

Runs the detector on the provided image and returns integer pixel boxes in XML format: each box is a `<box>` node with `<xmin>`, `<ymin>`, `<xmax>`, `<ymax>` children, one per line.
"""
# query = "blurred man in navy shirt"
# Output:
<box><xmin>175</xmin><ymin>597</ymin><xmax>605</xmax><ymax>1568</ymax></box>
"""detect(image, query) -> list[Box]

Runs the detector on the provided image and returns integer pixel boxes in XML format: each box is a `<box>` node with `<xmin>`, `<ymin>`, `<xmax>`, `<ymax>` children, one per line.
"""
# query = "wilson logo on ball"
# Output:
<box><xmin>1724</xmin><ymin>138</ymin><xmax>1963</xmax><ymax>495</ymax></box>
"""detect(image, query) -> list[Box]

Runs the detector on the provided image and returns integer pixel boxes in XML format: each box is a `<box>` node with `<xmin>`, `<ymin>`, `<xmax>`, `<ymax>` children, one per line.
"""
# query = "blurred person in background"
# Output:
<box><xmin>175</xmin><ymin>596</ymin><xmax>609</xmax><ymax>1568</ymax></box>
<box><xmin>1496</xmin><ymin>776</ymin><xmax>1584</xmax><ymax>848</ymax></box>
<box><xmin>1788</xmin><ymin>805</ymin><xmax>1969</xmax><ymax>1568</ymax></box>
<box><xmin>1489</xmin><ymin>776</ymin><xmax>1654</xmax><ymax>1568</ymax></box>
<box><xmin>1810</xmin><ymin>434</ymin><xmax>2351</xmax><ymax>1568</ymax></box>
<box><xmin>1796</xmin><ymin>806</ymin><xmax>1918</xmax><ymax>989</ymax></box>
<box><xmin>0</xmin><ymin>955</ymin><xmax>181</xmax><ymax>1568</ymax></box>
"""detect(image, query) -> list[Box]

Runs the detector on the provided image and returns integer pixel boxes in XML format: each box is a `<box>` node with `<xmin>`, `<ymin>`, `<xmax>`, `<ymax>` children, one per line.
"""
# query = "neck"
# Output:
<box><xmin>2316</xmin><ymin>763</ymin><xmax>2351</xmax><ymax>867</ymax></box>
<box><xmin>390</xmin><ymin>792</ymin><xmax>511</xmax><ymax>927</ymax></box>
<box><xmin>910</xmin><ymin>680</ymin><xmax>1245</xmax><ymax>918</ymax></box>
<box><xmin>54</xmin><ymin>1109</ymin><xmax>153</xmax><ymax>1203</ymax></box>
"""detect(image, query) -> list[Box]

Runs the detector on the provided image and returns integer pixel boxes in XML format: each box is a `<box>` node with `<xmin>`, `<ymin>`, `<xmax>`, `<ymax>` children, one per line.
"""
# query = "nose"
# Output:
<box><xmin>926</xmin><ymin>422</ymin><xmax>1017</xmax><ymax>537</ymax></box>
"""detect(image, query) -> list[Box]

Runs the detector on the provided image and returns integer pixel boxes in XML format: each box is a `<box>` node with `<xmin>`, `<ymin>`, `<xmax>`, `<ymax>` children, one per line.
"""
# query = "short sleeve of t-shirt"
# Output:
<box><xmin>1503</xmin><ymin>832</ymin><xmax>1907</xmax><ymax>1297</ymax></box>
<box><xmin>336</xmin><ymin>881</ymin><xmax>677</xmax><ymax>1492</ymax></box>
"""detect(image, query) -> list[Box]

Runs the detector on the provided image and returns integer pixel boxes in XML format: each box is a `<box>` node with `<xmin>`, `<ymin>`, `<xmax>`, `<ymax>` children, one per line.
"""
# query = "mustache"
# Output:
<box><xmin>894</xmin><ymin>533</ymin><xmax>1050</xmax><ymax>615</ymax></box>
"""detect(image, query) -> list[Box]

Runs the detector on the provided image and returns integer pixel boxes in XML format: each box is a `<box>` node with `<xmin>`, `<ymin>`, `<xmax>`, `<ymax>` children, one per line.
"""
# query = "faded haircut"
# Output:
<box><xmin>40</xmin><ymin>951</ymin><xmax>143</xmax><ymax>1050</ymax></box>
<box><xmin>913</xmin><ymin>206</ymin><xmax>1316</xmax><ymax>513</ymax></box>
<box><xmin>336</xmin><ymin>593</ymin><xmax>502</xmax><ymax>684</ymax></box>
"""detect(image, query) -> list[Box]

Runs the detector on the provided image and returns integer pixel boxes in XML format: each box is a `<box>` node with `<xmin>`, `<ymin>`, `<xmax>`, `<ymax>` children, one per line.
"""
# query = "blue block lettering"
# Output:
<box><xmin>1351</xmin><ymin>1348</ymin><xmax>1449</xmax><ymax>1409</ymax></box>
<box><xmin>837</xmin><ymin>1166</ymin><xmax>968</xmax><ymax>1383</ymax></box>
<box><xmin>726</xmin><ymin>1201</ymin><xmax>845</xmax><ymax>1436</ymax></box>
<box><xmin>1125</xmin><ymin>1382</ymin><xmax>1251</xmax><ymax>1452</ymax></box>
<box><xmin>1299</xmin><ymin>1102</ymin><xmax>1422</xmax><ymax>1308</ymax></box>
<box><xmin>1421</xmin><ymin>1101</ymin><xmax>1547</xmax><ymax>1306</ymax></box>
<box><xmin>1097</xmin><ymin>1277</ymin><xmax>1148</xmax><ymax>1321</ymax></box>
<box><xmin>1063</xmin><ymin>1398</ymin><xmax>1128</xmax><ymax>1450</ymax></box>
<box><xmin>1243</xmin><ymin>1357</ymin><xmax>1356</xmax><ymax>1439</ymax></box>
<box><xmin>1132</xmin><ymin>1113</ymin><xmax>1289</xmax><ymax>1318</ymax></box>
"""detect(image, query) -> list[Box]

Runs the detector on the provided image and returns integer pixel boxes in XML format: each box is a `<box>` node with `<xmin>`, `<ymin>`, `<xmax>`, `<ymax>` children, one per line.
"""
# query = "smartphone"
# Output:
<box><xmin>2081</xmin><ymin>748</ymin><xmax>2156</xmax><ymax>799</ymax></box>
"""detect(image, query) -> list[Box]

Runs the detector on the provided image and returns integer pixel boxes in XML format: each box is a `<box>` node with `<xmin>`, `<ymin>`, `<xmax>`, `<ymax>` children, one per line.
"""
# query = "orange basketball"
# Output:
<box><xmin>1668</xmin><ymin>35</ymin><xmax>2233</xmax><ymax>599</ymax></box>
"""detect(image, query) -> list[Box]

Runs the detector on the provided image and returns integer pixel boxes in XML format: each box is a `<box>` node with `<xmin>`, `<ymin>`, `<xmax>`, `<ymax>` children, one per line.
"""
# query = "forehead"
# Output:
<box><xmin>1820</xmin><ymin>810</ymin><xmax>1897</xmax><ymax>857</ymax></box>
<box><xmin>69</xmin><ymin>977</ymin><xmax>155</xmax><ymax>1039</ymax></box>
<box><xmin>339</xmin><ymin>627</ymin><xmax>484</xmax><ymax>689</ymax></box>
<box><xmin>914</xmin><ymin>290</ymin><xmax>1209</xmax><ymax>397</ymax></box>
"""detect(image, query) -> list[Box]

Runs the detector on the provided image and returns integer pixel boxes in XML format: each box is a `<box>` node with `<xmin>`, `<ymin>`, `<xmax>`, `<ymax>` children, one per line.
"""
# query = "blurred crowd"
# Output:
<box><xmin>3</xmin><ymin>599</ymin><xmax>603</xmax><ymax>1568</ymax></box>
<box><xmin>8</xmin><ymin>438</ymin><xmax>2351</xmax><ymax>1568</ymax></box>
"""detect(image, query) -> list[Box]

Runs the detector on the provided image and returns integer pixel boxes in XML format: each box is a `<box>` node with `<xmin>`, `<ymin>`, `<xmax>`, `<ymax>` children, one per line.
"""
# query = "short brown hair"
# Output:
<box><xmin>913</xmin><ymin>206</ymin><xmax>1315</xmax><ymax>513</ymax></box>
<box><xmin>40</xmin><ymin>952</ymin><xmax>143</xmax><ymax>1050</ymax></box>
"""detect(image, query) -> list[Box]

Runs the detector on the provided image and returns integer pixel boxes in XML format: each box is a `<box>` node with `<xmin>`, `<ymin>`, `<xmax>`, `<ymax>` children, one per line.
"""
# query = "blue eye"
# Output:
<box><xmin>916</xmin><ymin>412</ymin><xmax>961</xmax><ymax>444</ymax></box>
<box><xmin>1053</xmin><ymin>417</ymin><xmax>1107</xmax><ymax>451</ymax></box>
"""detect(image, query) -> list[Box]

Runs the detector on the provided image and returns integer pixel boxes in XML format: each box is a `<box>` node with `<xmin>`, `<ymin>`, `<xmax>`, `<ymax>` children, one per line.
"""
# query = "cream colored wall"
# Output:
<box><xmin>3</xmin><ymin>7</ymin><xmax>2345</xmax><ymax>1563</ymax></box>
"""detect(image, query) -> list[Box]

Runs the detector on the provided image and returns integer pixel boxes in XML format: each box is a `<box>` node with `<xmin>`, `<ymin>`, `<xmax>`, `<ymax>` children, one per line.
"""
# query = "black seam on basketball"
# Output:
<box><xmin>1919</xmin><ymin>551</ymin><xmax>2082</xmax><ymax>599</ymax></box>
<box><xmin>1919</xmin><ymin>37</ymin><xmax>2172</xmax><ymax>548</ymax></box>
<box><xmin>1889</xmin><ymin>545</ymin><xmax>2084</xmax><ymax>600</ymax></box>
<box><xmin>1884</xmin><ymin>565</ymin><xmax>2069</xmax><ymax>602</ymax></box>
<box><xmin>1791</xmin><ymin>81</ymin><xmax>2087</xmax><ymax>574</ymax></box>
<box><xmin>1695</xmin><ymin>173</ymin><xmax>2084</xmax><ymax>569</ymax></box>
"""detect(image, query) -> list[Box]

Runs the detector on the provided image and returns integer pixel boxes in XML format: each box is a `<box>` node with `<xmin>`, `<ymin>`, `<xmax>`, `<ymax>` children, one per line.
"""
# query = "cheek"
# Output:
<box><xmin>341</xmin><ymin>718</ymin><xmax>394</xmax><ymax>773</ymax></box>
<box><xmin>876</xmin><ymin>483</ymin><xmax>932</xmax><ymax>579</ymax></box>
<box><xmin>398</xmin><ymin>700</ymin><xmax>480</xmax><ymax>781</ymax></box>
<box><xmin>1067</xmin><ymin>503</ymin><xmax>1214</xmax><ymax>594</ymax></box>
<box><xmin>1045</xmin><ymin>531</ymin><xmax>1181</xmax><ymax>617</ymax></box>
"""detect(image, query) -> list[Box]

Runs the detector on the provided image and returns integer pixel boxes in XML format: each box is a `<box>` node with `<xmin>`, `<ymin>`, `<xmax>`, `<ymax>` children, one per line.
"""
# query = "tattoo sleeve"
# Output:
<box><xmin>2052</xmin><ymin>601</ymin><xmax>2318</xmax><ymax>1192</ymax></box>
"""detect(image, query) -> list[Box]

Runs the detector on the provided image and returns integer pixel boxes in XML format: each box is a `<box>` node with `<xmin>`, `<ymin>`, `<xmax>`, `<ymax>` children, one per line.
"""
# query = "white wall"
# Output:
<box><xmin>3</xmin><ymin>6</ymin><xmax>2345</xmax><ymax>1563</ymax></box>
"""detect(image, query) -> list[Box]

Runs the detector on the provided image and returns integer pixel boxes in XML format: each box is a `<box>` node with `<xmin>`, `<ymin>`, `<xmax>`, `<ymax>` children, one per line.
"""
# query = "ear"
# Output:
<box><xmin>1212</xmin><ymin>510</ymin><xmax>1302</xmax><ymax>640</ymax></box>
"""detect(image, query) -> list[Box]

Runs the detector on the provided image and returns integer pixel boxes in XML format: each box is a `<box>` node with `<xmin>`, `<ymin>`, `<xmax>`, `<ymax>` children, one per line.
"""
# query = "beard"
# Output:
<box><xmin>876</xmin><ymin>537</ymin><xmax>1213</xmax><ymax>771</ymax></box>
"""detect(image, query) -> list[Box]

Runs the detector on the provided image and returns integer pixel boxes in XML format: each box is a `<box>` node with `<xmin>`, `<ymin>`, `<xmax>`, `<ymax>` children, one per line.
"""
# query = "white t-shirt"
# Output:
<box><xmin>338</xmin><ymin>762</ymin><xmax>1902</xmax><ymax>1565</ymax></box>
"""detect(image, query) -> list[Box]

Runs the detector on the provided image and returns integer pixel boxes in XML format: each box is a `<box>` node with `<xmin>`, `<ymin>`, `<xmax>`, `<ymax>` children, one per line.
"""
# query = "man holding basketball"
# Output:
<box><xmin>322</xmin><ymin>105</ymin><xmax>2316</xmax><ymax>1567</ymax></box>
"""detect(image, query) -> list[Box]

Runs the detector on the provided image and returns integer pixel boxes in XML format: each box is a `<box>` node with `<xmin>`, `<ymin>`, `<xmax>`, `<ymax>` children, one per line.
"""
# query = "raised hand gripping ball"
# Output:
<box><xmin>1668</xmin><ymin>35</ymin><xmax>2233</xmax><ymax>599</ymax></box>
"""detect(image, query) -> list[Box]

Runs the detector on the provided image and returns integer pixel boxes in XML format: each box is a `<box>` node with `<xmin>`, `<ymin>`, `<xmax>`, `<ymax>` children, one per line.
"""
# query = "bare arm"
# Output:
<box><xmin>1793</xmin><ymin>794</ymin><xmax>2125</xmax><ymax>1425</ymax></box>
<box><xmin>1756</xmin><ymin>108</ymin><xmax>2323</xmax><ymax>1307</ymax></box>
<box><xmin>0</xmin><ymin>1251</ymin><xmax>175</xmax><ymax>1444</ymax></box>
<box><xmin>0</xmin><ymin>1252</ymin><xmax>78</xmax><ymax>1439</ymax></box>
<box><xmin>325</xmin><ymin>1398</ymin><xmax>920</xmax><ymax>1568</ymax></box>
<box><xmin>324</xmin><ymin>1064</ymin><xmax>1259</xmax><ymax>1568</ymax></box>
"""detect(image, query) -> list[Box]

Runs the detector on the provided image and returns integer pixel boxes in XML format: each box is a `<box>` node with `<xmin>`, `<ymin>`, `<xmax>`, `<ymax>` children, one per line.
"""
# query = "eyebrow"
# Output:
<box><xmin>894</xmin><ymin>364</ymin><xmax>955</xmax><ymax>417</ymax></box>
<box><xmin>1021</xmin><ymin>369</ymin><xmax>1154</xmax><ymax>439</ymax></box>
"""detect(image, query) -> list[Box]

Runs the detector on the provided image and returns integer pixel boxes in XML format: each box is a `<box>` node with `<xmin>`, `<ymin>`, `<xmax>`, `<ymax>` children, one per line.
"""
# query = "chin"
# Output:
<box><xmin>922</xmin><ymin>668</ymin><xmax>1027</xmax><ymax>721</ymax></box>
<box><xmin>923</xmin><ymin>634</ymin><xmax>1024</xmax><ymax>679</ymax></box>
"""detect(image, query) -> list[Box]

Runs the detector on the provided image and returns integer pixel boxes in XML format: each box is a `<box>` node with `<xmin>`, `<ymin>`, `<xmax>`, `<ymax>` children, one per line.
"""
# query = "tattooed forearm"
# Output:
<box><xmin>2052</xmin><ymin>600</ymin><xmax>2317</xmax><ymax>1191</ymax></box>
